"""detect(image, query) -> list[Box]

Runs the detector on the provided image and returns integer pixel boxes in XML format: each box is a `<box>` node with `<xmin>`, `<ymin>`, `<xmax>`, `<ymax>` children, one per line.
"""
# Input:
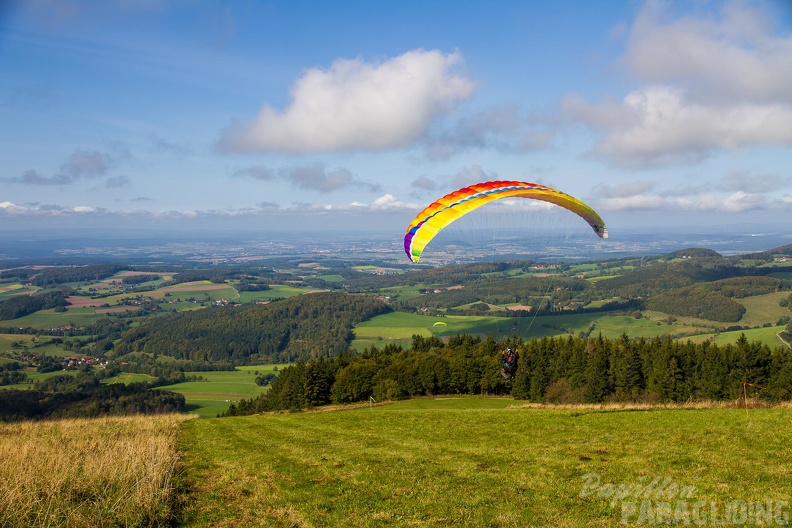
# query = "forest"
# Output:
<box><xmin>0</xmin><ymin>290</ymin><xmax>68</xmax><ymax>320</ymax></box>
<box><xmin>0</xmin><ymin>373</ymin><xmax>185</xmax><ymax>422</ymax></box>
<box><xmin>224</xmin><ymin>331</ymin><xmax>792</xmax><ymax>416</ymax></box>
<box><xmin>113</xmin><ymin>292</ymin><xmax>391</xmax><ymax>363</ymax></box>
<box><xmin>1</xmin><ymin>243</ymin><xmax>792</xmax><ymax>419</ymax></box>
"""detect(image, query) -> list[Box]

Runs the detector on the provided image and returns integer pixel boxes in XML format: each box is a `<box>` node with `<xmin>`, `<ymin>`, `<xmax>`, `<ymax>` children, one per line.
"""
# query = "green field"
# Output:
<box><xmin>159</xmin><ymin>369</ymin><xmax>272</xmax><ymax>418</ymax></box>
<box><xmin>0</xmin><ymin>368</ymin><xmax>81</xmax><ymax>390</ymax></box>
<box><xmin>237</xmin><ymin>284</ymin><xmax>316</xmax><ymax>302</ymax></box>
<box><xmin>736</xmin><ymin>292</ymin><xmax>791</xmax><ymax>327</ymax></box>
<box><xmin>0</xmin><ymin>308</ymin><xmax>112</xmax><ymax>329</ymax></box>
<box><xmin>684</xmin><ymin>325</ymin><xmax>788</xmax><ymax>348</ymax></box>
<box><xmin>351</xmin><ymin>310</ymin><xmax>741</xmax><ymax>352</ymax></box>
<box><xmin>102</xmin><ymin>372</ymin><xmax>157</xmax><ymax>385</ymax></box>
<box><xmin>351</xmin><ymin>312</ymin><xmax>529</xmax><ymax>350</ymax></box>
<box><xmin>179</xmin><ymin>398</ymin><xmax>792</xmax><ymax>527</ymax></box>
<box><xmin>0</xmin><ymin>284</ymin><xmax>36</xmax><ymax>300</ymax></box>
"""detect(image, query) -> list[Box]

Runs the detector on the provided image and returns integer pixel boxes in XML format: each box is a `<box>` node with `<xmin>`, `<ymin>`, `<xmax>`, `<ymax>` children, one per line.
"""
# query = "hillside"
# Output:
<box><xmin>180</xmin><ymin>400</ymin><xmax>792</xmax><ymax>527</ymax></box>
<box><xmin>1</xmin><ymin>244</ymin><xmax>791</xmax><ymax>419</ymax></box>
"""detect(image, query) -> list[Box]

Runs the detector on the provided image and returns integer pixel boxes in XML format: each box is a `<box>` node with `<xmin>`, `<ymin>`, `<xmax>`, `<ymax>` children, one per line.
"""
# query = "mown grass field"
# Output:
<box><xmin>351</xmin><ymin>309</ymin><xmax>754</xmax><ymax>352</ymax></box>
<box><xmin>351</xmin><ymin>312</ymin><xmax>527</xmax><ymax>351</ymax></box>
<box><xmin>0</xmin><ymin>308</ymin><xmax>110</xmax><ymax>329</ymax></box>
<box><xmin>159</xmin><ymin>366</ymin><xmax>285</xmax><ymax>418</ymax></box>
<box><xmin>237</xmin><ymin>284</ymin><xmax>316</xmax><ymax>302</ymax></box>
<box><xmin>178</xmin><ymin>398</ymin><xmax>792</xmax><ymax>527</ymax></box>
<box><xmin>683</xmin><ymin>325</ymin><xmax>788</xmax><ymax>348</ymax></box>
<box><xmin>736</xmin><ymin>292</ymin><xmax>790</xmax><ymax>327</ymax></box>
<box><xmin>352</xmin><ymin>290</ymin><xmax>791</xmax><ymax>352</ymax></box>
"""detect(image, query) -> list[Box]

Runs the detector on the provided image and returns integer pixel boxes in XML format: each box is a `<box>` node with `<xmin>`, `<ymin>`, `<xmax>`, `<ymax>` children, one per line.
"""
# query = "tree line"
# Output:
<box><xmin>0</xmin><ymin>290</ymin><xmax>68</xmax><ymax>320</ymax></box>
<box><xmin>0</xmin><ymin>372</ymin><xmax>185</xmax><ymax>422</ymax></box>
<box><xmin>224</xmin><ymin>332</ymin><xmax>792</xmax><ymax>416</ymax></box>
<box><xmin>114</xmin><ymin>292</ymin><xmax>391</xmax><ymax>363</ymax></box>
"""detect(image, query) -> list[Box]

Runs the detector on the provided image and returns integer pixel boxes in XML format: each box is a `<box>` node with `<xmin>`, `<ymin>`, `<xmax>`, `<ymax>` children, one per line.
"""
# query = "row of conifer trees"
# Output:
<box><xmin>223</xmin><ymin>332</ymin><xmax>792</xmax><ymax>415</ymax></box>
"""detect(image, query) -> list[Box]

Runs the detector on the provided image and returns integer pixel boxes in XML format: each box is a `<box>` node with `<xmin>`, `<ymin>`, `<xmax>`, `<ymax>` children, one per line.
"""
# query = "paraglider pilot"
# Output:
<box><xmin>500</xmin><ymin>347</ymin><xmax>518</xmax><ymax>380</ymax></box>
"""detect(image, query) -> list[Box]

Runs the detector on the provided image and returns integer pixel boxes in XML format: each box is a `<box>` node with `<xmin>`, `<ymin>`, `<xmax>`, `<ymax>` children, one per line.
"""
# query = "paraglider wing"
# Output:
<box><xmin>404</xmin><ymin>180</ymin><xmax>607</xmax><ymax>263</ymax></box>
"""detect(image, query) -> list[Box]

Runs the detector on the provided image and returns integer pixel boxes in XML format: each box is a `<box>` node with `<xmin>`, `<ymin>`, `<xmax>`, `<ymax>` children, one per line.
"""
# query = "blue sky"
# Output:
<box><xmin>1</xmin><ymin>0</ymin><xmax>791</xmax><ymax>236</ymax></box>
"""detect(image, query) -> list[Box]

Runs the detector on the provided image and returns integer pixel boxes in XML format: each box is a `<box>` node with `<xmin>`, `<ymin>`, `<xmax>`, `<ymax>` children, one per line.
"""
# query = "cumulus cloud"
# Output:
<box><xmin>218</xmin><ymin>49</ymin><xmax>474</xmax><ymax>153</ymax></box>
<box><xmin>565</xmin><ymin>86</ymin><xmax>792</xmax><ymax>167</ymax></box>
<box><xmin>369</xmin><ymin>194</ymin><xmax>417</xmax><ymax>210</ymax></box>
<box><xmin>625</xmin><ymin>0</ymin><xmax>792</xmax><ymax>104</ymax></box>
<box><xmin>0</xmin><ymin>201</ymin><xmax>27</xmax><ymax>213</ymax></box>
<box><xmin>564</xmin><ymin>1</ymin><xmax>792</xmax><ymax>168</ymax></box>
<box><xmin>690</xmin><ymin>191</ymin><xmax>766</xmax><ymax>213</ymax></box>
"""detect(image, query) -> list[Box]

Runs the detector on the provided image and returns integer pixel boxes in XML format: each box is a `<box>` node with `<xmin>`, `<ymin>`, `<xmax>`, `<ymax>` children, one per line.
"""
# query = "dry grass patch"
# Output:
<box><xmin>0</xmin><ymin>413</ymin><xmax>192</xmax><ymax>528</ymax></box>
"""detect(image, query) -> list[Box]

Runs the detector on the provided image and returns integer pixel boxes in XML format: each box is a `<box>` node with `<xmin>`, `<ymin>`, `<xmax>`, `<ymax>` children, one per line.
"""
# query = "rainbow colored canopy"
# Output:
<box><xmin>404</xmin><ymin>180</ymin><xmax>608</xmax><ymax>263</ymax></box>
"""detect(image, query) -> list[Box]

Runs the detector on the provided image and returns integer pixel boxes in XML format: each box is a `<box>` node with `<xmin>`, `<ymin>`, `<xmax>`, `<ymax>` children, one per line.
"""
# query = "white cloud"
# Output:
<box><xmin>563</xmin><ymin>0</ymin><xmax>792</xmax><ymax>168</ymax></box>
<box><xmin>599</xmin><ymin>195</ymin><xmax>668</xmax><ymax>211</ymax></box>
<box><xmin>566</xmin><ymin>86</ymin><xmax>792</xmax><ymax>167</ymax></box>
<box><xmin>219</xmin><ymin>49</ymin><xmax>474</xmax><ymax>153</ymax></box>
<box><xmin>370</xmin><ymin>194</ymin><xmax>417</xmax><ymax>210</ymax></box>
<box><xmin>690</xmin><ymin>191</ymin><xmax>765</xmax><ymax>213</ymax></box>
<box><xmin>0</xmin><ymin>201</ymin><xmax>27</xmax><ymax>213</ymax></box>
<box><xmin>73</xmin><ymin>205</ymin><xmax>96</xmax><ymax>213</ymax></box>
<box><xmin>625</xmin><ymin>0</ymin><xmax>792</xmax><ymax>104</ymax></box>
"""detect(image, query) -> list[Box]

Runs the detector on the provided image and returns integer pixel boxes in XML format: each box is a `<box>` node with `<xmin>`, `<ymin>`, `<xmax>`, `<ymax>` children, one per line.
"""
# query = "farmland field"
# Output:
<box><xmin>683</xmin><ymin>325</ymin><xmax>788</xmax><ymax>348</ymax></box>
<box><xmin>179</xmin><ymin>397</ymin><xmax>792</xmax><ymax>527</ymax></box>
<box><xmin>736</xmin><ymin>292</ymin><xmax>790</xmax><ymax>327</ymax></box>
<box><xmin>0</xmin><ymin>308</ymin><xmax>111</xmax><ymax>329</ymax></box>
<box><xmin>237</xmin><ymin>284</ymin><xmax>316</xmax><ymax>302</ymax></box>
<box><xmin>351</xmin><ymin>309</ymin><xmax>756</xmax><ymax>352</ymax></box>
<box><xmin>351</xmin><ymin>312</ymin><xmax>529</xmax><ymax>351</ymax></box>
<box><xmin>159</xmin><ymin>368</ymin><xmax>274</xmax><ymax>418</ymax></box>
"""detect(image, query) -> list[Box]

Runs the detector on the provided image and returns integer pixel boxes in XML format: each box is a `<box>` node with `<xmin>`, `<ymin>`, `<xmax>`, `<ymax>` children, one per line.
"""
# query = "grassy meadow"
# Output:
<box><xmin>0</xmin><ymin>414</ymin><xmax>191</xmax><ymax>528</ymax></box>
<box><xmin>178</xmin><ymin>398</ymin><xmax>792</xmax><ymax>527</ymax></box>
<box><xmin>349</xmin><ymin>307</ymin><xmax>776</xmax><ymax>352</ymax></box>
<box><xmin>5</xmin><ymin>398</ymin><xmax>792</xmax><ymax>527</ymax></box>
<box><xmin>159</xmin><ymin>366</ymin><xmax>285</xmax><ymax>418</ymax></box>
